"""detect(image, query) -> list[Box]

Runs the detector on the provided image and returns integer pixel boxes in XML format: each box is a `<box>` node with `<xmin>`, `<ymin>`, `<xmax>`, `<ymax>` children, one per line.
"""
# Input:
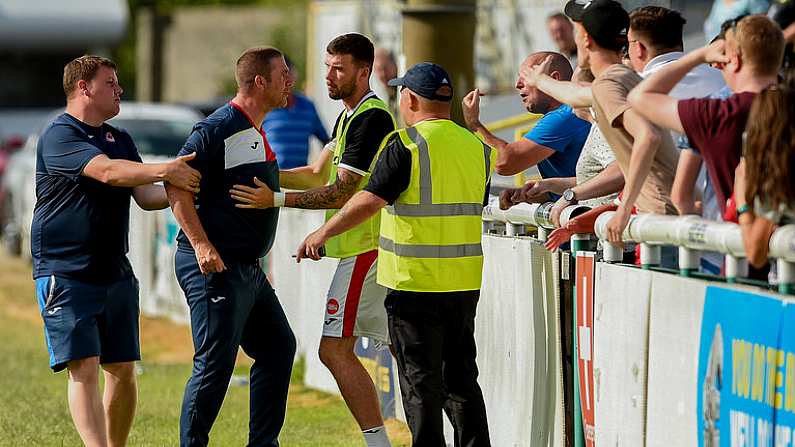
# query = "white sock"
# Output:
<box><xmin>363</xmin><ymin>425</ymin><xmax>391</xmax><ymax>447</ymax></box>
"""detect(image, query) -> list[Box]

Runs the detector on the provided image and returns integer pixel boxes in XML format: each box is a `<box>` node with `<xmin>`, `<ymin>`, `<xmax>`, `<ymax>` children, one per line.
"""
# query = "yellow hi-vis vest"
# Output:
<box><xmin>324</xmin><ymin>96</ymin><xmax>396</xmax><ymax>258</ymax></box>
<box><xmin>377</xmin><ymin>119</ymin><xmax>495</xmax><ymax>292</ymax></box>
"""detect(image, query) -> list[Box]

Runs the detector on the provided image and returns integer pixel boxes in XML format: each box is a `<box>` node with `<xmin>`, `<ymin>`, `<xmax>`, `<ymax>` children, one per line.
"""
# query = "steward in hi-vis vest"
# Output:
<box><xmin>325</xmin><ymin>94</ymin><xmax>396</xmax><ymax>258</ymax></box>
<box><xmin>376</xmin><ymin>119</ymin><xmax>494</xmax><ymax>292</ymax></box>
<box><xmin>297</xmin><ymin>62</ymin><xmax>495</xmax><ymax>447</ymax></box>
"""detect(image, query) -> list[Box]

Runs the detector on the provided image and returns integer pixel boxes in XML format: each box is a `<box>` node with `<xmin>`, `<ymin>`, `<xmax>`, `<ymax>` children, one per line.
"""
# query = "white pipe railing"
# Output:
<box><xmin>592</xmin><ymin>212</ymin><xmax>746</xmax><ymax>257</ymax></box>
<box><xmin>482</xmin><ymin>203</ymin><xmax>591</xmax><ymax>228</ymax></box>
<box><xmin>483</xmin><ymin>203</ymin><xmax>795</xmax><ymax>293</ymax></box>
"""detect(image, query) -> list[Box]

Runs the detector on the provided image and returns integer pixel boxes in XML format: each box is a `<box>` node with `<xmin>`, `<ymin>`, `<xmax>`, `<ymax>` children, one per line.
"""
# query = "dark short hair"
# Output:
<box><xmin>629</xmin><ymin>6</ymin><xmax>686</xmax><ymax>51</ymax></box>
<box><xmin>326</xmin><ymin>33</ymin><xmax>375</xmax><ymax>70</ymax></box>
<box><xmin>235</xmin><ymin>46</ymin><xmax>283</xmax><ymax>90</ymax></box>
<box><xmin>63</xmin><ymin>55</ymin><xmax>117</xmax><ymax>97</ymax></box>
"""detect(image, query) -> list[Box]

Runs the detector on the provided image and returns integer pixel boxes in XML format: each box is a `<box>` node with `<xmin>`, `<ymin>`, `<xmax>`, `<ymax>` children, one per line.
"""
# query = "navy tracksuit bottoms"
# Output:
<box><xmin>175</xmin><ymin>249</ymin><xmax>296</xmax><ymax>447</ymax></box>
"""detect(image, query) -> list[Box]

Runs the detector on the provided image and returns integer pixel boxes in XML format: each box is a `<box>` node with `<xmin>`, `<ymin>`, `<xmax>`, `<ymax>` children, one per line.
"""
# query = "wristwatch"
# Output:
<box><xmin>562</xmin><ymin>188</ymin><xmax>577</xmax><ymax>203</ymax></box>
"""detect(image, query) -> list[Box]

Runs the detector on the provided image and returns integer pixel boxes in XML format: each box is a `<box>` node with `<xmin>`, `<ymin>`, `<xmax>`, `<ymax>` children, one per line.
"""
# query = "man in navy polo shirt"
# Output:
<box><xmin>165</xmin><ymin>46</ymin><xmax>296</xmax><ymax>447</ymax></box>
<box><xmin>32</xmin><ymin>55</ymin><xmax>201</xmax><ymax>446</ymax></box>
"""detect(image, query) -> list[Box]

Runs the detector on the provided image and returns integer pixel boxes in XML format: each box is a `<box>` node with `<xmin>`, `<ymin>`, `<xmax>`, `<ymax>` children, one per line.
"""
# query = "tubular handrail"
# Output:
<box><xmin>482</xmin><ymin>203</ymin><xmax>592</xmax><ymax>229</ymax></box>
<box><xmin>484</xmin><ymin>203</ymin><xmax>795</xmax><ymax>292</ymax></box>
<box><xmin>593</xmin><ymin>212</ymin><xmax>746</xmax><ymax>258</ymax></box>
<box><xmin>483</xmin><ymin>113</ymin><xmax>541</xmax><ymax>133</ymax></box>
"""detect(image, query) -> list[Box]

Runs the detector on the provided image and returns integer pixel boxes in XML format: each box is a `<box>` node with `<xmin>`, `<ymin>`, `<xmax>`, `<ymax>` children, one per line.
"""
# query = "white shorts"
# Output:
<box><xmin>323</xmin><ymin>250</ymin><xmax>389</xmax><ymax>343</ymax></box>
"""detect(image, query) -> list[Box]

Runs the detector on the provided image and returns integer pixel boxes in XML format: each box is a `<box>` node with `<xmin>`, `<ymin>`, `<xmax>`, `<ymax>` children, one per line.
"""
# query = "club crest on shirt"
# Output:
<box><xmin>327</xmin><ymin>298</ymin><xmax>340</xmax><ymax>315</ymax></box>
<box><xmin>105</xmin><ymin>132</ymin><xmax>115</xmax><ymax>143</ymax></box>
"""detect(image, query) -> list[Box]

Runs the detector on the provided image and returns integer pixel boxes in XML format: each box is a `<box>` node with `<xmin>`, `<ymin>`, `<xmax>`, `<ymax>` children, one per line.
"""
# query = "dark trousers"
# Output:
<box><xmin>175</xmin><ymin>250</ymin><xmax>296</xmax><ymax>447</ymax></box>
<box><xmin>385</xmin><ymin>289</ymin><xmax>491</xmax><ymax>447</ymax></box>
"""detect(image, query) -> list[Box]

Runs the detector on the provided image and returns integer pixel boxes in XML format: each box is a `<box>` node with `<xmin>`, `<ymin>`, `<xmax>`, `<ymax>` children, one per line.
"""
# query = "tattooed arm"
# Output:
<box><xmin>229</xmin><ymin>167</ymin><xmax>363</xmax><ymax>210</ymax></box>
<box><xmin>285</xmin><ymin>167</ymin><xmax>362</xmax><ymax>209</ymax></box>
<box><xmin>296</xmin><ymin>191</ymin><xmax>387</xmax><ymax>261</ymax></box>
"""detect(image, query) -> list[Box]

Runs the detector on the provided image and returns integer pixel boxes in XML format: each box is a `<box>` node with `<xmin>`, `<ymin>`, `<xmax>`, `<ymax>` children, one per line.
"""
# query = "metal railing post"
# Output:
<box><xmin>724</xmin><ymin>255</ymin><xmax>748</xmax><ymax>284</ymax></box>
<box><xmin>678</xmin><ymin>247</ymin><xmax>700</xmax><ymax>277</ymax></box>
<box><xmin>640</xmin><ymin>243</ymin><xmax>661</xmax><ymax>269</ymax></box>
<box><xmin>778</xmin><ymin>259</ymin><xmax>795</xmax><ymax>295</ymax></box>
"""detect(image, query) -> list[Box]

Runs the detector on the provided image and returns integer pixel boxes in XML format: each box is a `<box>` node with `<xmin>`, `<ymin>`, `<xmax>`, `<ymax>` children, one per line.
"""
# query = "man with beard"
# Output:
<box><xmin>166</xmin><ymin>47</ymin><xmax>297</xmax><ymax>446</ymax></box>
<box><xmin>228</xmin><ymin>34</ymin><xmax>396</xmax><ymax>447</ymax></box>
<box><xmin>462</xmin><ymin>51</ymin><xmax>590</xmax><ymax>201</ymax></box>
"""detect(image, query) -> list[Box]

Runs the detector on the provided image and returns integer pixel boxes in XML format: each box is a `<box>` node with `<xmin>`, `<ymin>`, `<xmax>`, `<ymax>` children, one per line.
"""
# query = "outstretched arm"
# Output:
<box><xmin>544</xmin><ymin>204</ymin><xmax>619</xmax><ymax>251</ymax></box>
<box><xmin>628</xmin><ymin>40</ymin><xmax>729</xmax><ymax>134</ymax></box>
<box><xmin>286</xmin><ymin>168</ymin><xmax>362</xmax><ymax>209</ymax></box>
<box><xmin>279</xmin><ymin>146</ymin><xmax>334</xmax><ymax>190</ymax></box>
<box><xmin>83</xmin><ymin>152</ymin><xmax>201</xmax><ymax>192</ymax></box>
<box><xmin>296</xmin><ymin>191</ymin><xmax>387</xmax><ymax>261</ymax></box>
<box><xmin>230</xmin><ymin>166</ymin><xmax>363</xmax><ymax>210</ymax></box>
<box><xmin>519</xmin><ymin>56</ymin><xmax>593</xmax><ymax>108</ymax></box>
<box><xmin>462</xmin><ymin>89</ymin><xmax>555</xmax><ymax>175</ymax></box>
<box><xmin>604</xmin><ymin>109</ymin><xmax>662</xmax><ymax>243</ymax></box>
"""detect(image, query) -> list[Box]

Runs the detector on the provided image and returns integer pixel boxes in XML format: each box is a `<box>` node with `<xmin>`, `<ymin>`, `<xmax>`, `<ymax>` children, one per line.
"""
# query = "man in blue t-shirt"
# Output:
<box><xmin>32</xmin><ymin>55</ymin><xmax>200</xmax><ymax>447</ymax></box>
<box><xmin>262</xmin><ymin>57</ymin><xmax>330</xmax><ymax>169</ymax></box>
<box><xmin>462</xmin><ymin>51</ymin><xmax>590</xmax><ymax>200</ymax></box>
<box><xmin>165</xmin><ymin>47</ymin><xmax>296</xmax><ymax>447</ymax></box>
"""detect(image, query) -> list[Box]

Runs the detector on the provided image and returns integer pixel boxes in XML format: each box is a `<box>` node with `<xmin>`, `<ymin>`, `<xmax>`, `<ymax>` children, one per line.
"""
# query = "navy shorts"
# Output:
<box><xmin>35</xmin><ymin>275</ymin><xmax>141</xmax><ymax>372</ymax></box>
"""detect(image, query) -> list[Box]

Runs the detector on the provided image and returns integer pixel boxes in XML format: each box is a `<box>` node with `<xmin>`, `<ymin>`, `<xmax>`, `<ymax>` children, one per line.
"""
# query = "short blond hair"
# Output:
<box><xmin>732</xmin><ymin>15</ymin><xmax>784</xmax><ymax>77</ymax></box>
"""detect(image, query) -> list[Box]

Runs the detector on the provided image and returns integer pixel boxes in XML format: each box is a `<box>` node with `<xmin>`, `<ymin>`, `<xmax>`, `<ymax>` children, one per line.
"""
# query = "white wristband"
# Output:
<box><xmin>273</xmin><ymin>192</ymin><xmax>285</xmax><ymax>208</ymax></box>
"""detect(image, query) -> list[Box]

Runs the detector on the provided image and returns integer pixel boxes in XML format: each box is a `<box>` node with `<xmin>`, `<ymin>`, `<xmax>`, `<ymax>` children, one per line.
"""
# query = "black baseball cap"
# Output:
<box><xmin>564</xmin><ymin>0</ymin><xmax>629</xmax><ymax>52</ymax></box>
<box><xmin>388</xmin><ymin>62</ymin><xmax>454</xmax><ymax>101</ymax></box>
<box><xmin>770</xmin><ymin>0</ymin><xmax>795</xmax><ymax>30</ymax></box>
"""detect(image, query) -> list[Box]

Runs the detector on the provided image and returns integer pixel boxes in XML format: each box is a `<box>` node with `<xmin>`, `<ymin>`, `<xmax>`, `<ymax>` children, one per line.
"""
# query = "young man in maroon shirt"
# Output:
<box><xmin>628</xmin><ymin>15</ymin><xmax>784</xmax><ymax>216</ymax></box>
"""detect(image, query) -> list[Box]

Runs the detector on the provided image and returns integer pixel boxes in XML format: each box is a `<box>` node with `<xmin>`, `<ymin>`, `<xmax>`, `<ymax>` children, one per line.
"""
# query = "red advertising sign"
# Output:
<box><xmin>576</xmin><ymin>252</ymin><xmax>596</xmax><ymax>446</ymax></box>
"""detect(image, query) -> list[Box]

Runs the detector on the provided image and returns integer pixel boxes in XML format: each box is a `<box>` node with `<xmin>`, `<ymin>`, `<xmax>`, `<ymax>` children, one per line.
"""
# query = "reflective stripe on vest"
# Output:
<box><xmin>379</xmin><ymin>236</ymin><xmax>483</xmax><ymax>258</ymax></box>
<box><xmin>384</xmin><ymin>203</ymin><xmax>483</xmax><ymax>217</ymax></box>
<box><xmin>376</xmin><ymin>120</ymin><xmax>494</xmax><ymax>293</ymax></box>
<box><xmin>388</xmin><ymin>126</ymin><xmax>489</xmax><ymax>217</ymax></box>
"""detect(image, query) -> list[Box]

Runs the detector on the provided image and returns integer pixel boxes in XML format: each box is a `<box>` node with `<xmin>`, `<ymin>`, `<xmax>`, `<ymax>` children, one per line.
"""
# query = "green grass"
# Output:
<box><xmin>0</xmin><ymin>255</ymin><xmax>409</xmax><ymax>446</ymax></box>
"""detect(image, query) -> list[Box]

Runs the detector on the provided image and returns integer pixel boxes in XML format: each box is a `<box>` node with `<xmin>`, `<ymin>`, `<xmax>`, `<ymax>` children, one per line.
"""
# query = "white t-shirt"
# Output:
<box><xmin>640</xmin><ymin>52</ymin><xmax>726</xmax><ymax>100</ymax></box>
<box><xmin>575</xmin><ymin>123</ymin><xmax>618</xmax><ymax>208</ymax></box>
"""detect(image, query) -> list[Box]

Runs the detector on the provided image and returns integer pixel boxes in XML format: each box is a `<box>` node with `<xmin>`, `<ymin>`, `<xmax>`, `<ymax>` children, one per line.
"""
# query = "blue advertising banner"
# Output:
<box><xmin>355</xmin><ymin>337</ymin><xmax>396</xmax><ymax>419</ymax></box>
<box><xmin>697</xmin><ymin>285</ymin><xmax>795</xmax><ymax>447</ymax></box>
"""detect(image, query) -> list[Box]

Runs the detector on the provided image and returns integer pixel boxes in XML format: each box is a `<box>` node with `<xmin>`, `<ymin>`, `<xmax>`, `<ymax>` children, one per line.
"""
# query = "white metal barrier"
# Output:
<box><xmin>126</xmin><ymin>203</ymin><xmax>795</xmax><ymax>446</ymax></box>
<box><xmin>127</xmin><ymin>206</ymin><xmax>568</xmax><ymax>445</ymax></box>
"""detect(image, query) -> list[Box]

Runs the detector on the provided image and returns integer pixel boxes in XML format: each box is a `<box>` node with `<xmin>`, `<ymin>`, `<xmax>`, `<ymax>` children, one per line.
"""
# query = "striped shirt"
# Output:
<box><xmin>262</xmin><ymin>93</ymin><xmax>330</xmax><ymax>169</ymax></box>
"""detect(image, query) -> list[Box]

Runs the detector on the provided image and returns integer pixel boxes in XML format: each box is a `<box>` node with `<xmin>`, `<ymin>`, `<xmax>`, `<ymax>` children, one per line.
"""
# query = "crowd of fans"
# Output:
<box><xmin>469</xmin><ymin>0</ymin><xmax>795</xmax><ymax>275</ymax></box>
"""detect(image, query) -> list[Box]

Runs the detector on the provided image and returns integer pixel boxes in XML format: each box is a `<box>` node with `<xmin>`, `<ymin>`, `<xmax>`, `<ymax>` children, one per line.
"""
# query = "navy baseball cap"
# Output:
<box><xmin>564</xmin><ymin>0</ymin><xmax>629</xmax><ymax>52</ymax></box>
<box><xmin>388</xmin><ymin>62</ymin><xmax>454</xmax><ymax>101</ymax></box>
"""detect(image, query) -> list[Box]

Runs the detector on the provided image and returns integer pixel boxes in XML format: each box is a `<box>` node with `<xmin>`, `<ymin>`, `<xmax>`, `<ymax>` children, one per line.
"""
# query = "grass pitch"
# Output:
<box><xmin>0</xmin><ymin>254</ymin><xmax>410</xmax><ymax>446</ymax></box>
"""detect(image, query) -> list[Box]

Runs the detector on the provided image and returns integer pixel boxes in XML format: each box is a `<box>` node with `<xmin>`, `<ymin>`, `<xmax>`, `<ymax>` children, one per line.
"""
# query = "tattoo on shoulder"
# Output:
<box><xmin>292</xmin><ymin>170</ymin><xmax>361</xmax><ymax>209</ymax></box>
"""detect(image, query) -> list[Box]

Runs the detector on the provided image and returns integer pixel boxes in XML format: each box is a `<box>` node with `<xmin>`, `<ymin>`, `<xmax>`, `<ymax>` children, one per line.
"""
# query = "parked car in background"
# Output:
<box><xmin>1</xmin><ymin>102</ymin><xmax>203</xmax><ymax>258</ymax></box>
